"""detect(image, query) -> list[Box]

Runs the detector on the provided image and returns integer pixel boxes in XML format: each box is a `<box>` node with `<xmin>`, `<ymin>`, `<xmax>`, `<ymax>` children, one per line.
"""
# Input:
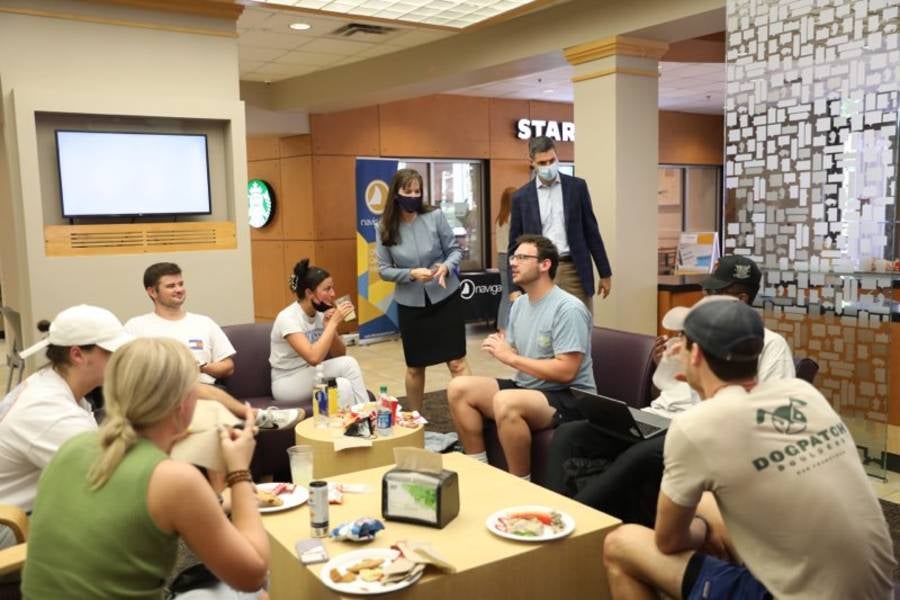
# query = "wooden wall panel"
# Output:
<box><xmin>316</xmin><ymin>240</ymin><xmax>359</xmax><ymax>334</ymax></box>
<box><xmin>283</xmin><ymin>241</ymin><xmax>317</xmax><ymax>276</ymax></box>
<box><xmin>529</xmin><ymin>100</ymin><xmax>574</xmax><ymax>162</ymax></box>
<box><xmin>280</xmin><ymin>156</ymin><xmax>315</xmax><ymax>240</ymax></box>
<box><xmin>248</xmin><ymin>158</ymin><xmax>284</xmax><ymax>240</ymax></box>
<box><xmin>659</xmin><ymin>111</ymin><xmax>724</xmax><ymax>165</ymax></box>
<box><xmin>247</xmin><ymin>136</ymin><xmax>280</xmax><ymax>162</ymax></box>
<box><xmin>251</xmin><ymin>240</ymin><xmax>290</xmax><ymax>321</ymax></box>
<box><xmin>379</xmin><ymin>95</ymin><xmax>491</xmax><ymax>159</ymax></box>
<box><xmin>489</xmin><ymin>98</ymin><xmax>530</xmax><ymax>160</ymax></box>
<box><xmin>488</xmin><ymin>159</ymin><xmax>530</xmax><ymax>266</ymax></box>
<box><xmin>310</xmin><ymin>107</ymin><xmax>379</xmax><ymax>156</ymax></box>
<box><xmin>312</xmin><ymin>156</ymin><xmax>357</xmax><ymax>240</ymax></box>
<box><xmin>280</xmin><ymin>134</ymin><xmax>312</xmax><ymax>158</ymax></box>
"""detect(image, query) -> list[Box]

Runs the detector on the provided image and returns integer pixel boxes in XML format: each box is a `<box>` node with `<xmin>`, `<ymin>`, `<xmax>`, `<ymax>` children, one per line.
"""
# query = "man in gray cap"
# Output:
<box><xmin>602</xmin><ymin>300</ymin><xmax>894</xmax><ymax>600</ymax></box>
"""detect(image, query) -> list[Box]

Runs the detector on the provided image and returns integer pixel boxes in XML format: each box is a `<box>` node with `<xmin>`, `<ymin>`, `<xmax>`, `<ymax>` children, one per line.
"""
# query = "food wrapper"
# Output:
<box><xmin>330</xmin><ymin>517</ymin><xmax>385</xmax><ymax>542</ymax></box>
<box><xmin>397</xmin><ymin>410</ymin><xmax>428</xmax><ymax>428</ymax></box>
<box><xmin>344</xmin><ymin>415</ymin><xmax>375</xmax><ymax>438</ymax></box>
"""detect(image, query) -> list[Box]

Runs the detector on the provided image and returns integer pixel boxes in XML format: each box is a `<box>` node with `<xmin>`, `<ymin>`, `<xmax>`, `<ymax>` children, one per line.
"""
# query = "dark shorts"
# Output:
<box><xmin>682</xmin><ymin>553</ymin><xmax>771</xmax><ymax>600</ymax></box>
<box><xmin>496</xmin><ymin>379</ymin><xmax>582</xmax><ymax>427</ymax></box>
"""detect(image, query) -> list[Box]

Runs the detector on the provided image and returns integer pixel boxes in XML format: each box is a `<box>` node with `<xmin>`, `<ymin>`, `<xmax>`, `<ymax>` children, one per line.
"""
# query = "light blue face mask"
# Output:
<box><xmin>536</xmin><ymin>161</ymin><xmax>559</xmax><ymax>181</ymax></box>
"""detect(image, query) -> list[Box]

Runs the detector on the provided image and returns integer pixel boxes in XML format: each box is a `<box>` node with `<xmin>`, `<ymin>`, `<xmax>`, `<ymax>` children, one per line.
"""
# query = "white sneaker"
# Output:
<box><xmin>255</xmin><ymin>407</ymin><xmax>304</xmax><ymax>430</ymax></box>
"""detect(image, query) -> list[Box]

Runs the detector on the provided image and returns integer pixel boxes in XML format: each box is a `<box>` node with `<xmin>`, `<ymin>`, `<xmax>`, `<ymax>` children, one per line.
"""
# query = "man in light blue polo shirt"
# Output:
<box><xmin>448</xmin><ymin>234</ymin><xmax>595</xmax><ymax>481</ymax></box>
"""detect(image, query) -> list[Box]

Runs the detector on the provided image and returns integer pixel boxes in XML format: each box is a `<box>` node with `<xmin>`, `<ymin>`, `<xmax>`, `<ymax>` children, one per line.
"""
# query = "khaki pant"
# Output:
<box><xmin>555</xmin><ymin>261</ymin><xmax>592</xmax><ymax>311</ymax></box>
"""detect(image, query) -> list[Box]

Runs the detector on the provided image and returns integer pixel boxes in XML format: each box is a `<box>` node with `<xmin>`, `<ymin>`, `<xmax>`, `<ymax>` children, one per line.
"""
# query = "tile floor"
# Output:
<box><xmin>343</xmin><ymin>323</ymin><xmax>515</xmax><ymax>396</ymax></box>
<box><xmin>3</xmin><ymin>329</ymin><xmax>899</xmax><ymax>502</ymax></box>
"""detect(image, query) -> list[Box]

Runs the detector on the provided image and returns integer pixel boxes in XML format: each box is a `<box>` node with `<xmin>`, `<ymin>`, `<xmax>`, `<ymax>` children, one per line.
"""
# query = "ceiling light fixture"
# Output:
<box><xmin>543</xmin><ymin>89</ymin><xmax>555</xmax><ymax>94</ymax></box>
<box><xmin>289</xmin><ymin>22</ymin><xmax>311</xmax><ymax>31</ymax></box>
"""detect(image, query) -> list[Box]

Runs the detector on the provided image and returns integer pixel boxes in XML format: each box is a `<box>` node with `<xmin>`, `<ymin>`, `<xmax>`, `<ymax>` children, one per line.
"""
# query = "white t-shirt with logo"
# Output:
<box><xmin>0</xmin><ymin>369</ymin><xmax>97</xmax><ymax>511</ymax></box>
<box><xmin>646</xmin><ymin>327</ymin><xmax>795</xmax><ymax>418</ymax></box>
<box><xmin>662</xmin><ymin>379</ymin><xmax>895</xmax><ymax>599</ymax></box>
<box><xmin>269</xmin><ymin>303</ymin><xmax>324</xmax><ymax>380</ymax></box>
<box><xmin>124</xmin><ymin>312</ymin><xmax>235</xmax><ymax>384</ymax></box>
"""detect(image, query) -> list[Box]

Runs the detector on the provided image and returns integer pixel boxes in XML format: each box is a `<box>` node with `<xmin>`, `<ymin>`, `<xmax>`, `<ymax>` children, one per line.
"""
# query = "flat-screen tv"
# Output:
<box><xmin>55</xmin><ymin>130</ymin><xmax>212</xmax><ymax>218</ymax></box>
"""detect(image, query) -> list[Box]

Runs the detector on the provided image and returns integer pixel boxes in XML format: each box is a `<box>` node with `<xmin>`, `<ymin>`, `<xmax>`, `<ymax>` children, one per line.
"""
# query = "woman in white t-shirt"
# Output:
<box><xmin>269</xmin><ymin>259</ymin><xmax>368</xmax><ymax>406</ymax></box>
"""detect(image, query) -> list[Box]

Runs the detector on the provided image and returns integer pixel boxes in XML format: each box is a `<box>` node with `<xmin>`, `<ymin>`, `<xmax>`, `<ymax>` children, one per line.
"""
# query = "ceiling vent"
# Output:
<box><xmin>331</xmin><ymin>23</ymin><xmax>397</xmax><ymax>37</ymax></box>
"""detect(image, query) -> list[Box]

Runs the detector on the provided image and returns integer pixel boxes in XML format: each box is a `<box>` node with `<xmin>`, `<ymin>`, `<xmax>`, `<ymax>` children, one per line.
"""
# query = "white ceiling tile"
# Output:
<box><xmin>237</xmin><ymin>7</ymin><xmax>277</xmax><ymax>28</ymax></box>
<box><xmin>297</xmin><ymin>37</ymin><xmax>373</xmax><ymax>55</ymax></box>
<box><xmin>239</xmin><ymin>47</ymin><xmax>288</xmax><ymax>62</ymax></box>
<box><xmin>274</xmin><ymin>49</ymin><xmax>348</xmax><ymax>66</ymax></box>
<box><xmin>239</xmin><ymin>60</ymin><xmax>266</xmax><ymax>72</ymax></box>
<box><xmin>239</xmin><ymin>29</ymin><xmax>314</xmax><ymax>50</ymax></box>
<box><xmin>256</xmin><ymin>62</ymin><xmax>306</xmax><ymax>75</ymax></box>
<box><xmin>262</xmin><ymin>11</ymin><xmax>349</xmax><ymax>33</ymax></box>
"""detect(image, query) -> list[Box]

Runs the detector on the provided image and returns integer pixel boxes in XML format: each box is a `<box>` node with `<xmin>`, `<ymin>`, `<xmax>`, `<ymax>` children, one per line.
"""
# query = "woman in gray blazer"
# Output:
<box><xmin>376</xmin><ymin>168</ymin><xmax>471</xmax><ymax>411</ymax></box>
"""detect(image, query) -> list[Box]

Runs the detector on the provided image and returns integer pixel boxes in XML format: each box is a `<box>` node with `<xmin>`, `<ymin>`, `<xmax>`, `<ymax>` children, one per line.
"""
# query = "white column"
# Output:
<box><xmin>564</xmin><ymin>36</ymin><xmax>667</xmax><ymax>335</ymax></box>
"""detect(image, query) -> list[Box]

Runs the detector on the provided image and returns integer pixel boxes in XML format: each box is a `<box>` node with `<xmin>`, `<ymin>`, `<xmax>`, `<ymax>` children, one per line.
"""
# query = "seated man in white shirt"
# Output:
<box><xmin>0</xmin><ymin>305</ymin><xmax>131</xmax><ymax>549</ymax></box>
<box><xmin>125</xmin><ymin>262</ymin><xmax>300</xmax><ymax>430</ymax></box>
<box><xmin>546</xmin><ymin>257</ymin><xmax>794</xmax><ymax>524</ymax></box>
<box><xmin>603</xmin><ymin>300</ymin><xmax>894</xmax><ymax>600</ymax></box>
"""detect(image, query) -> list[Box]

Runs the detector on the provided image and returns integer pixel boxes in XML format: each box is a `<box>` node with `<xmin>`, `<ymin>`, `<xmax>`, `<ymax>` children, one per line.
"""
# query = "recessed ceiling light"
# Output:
<box><xmin>289</xmin><ymin>22</ymin><xmax>311</xmax><ymax>31</ymax></box>
<box><xmin>543</xmin><ymin>89</ymin><xmax>555</xmax><ymax>94</ymax></box>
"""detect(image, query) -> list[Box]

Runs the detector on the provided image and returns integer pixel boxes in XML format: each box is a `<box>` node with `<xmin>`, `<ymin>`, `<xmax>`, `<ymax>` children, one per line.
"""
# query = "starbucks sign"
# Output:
<box><xmin>247</xmin><ymin>179</ymin><xmax>274</xmax><ymax>228</ymax></box>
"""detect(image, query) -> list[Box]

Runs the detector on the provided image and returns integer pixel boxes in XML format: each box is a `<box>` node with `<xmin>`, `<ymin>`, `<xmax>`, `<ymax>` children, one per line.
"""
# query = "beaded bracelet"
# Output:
<box><xmin>225</xmin><ymin>469</ymin><xmax>252</xmax><ymax>487</ymax></box>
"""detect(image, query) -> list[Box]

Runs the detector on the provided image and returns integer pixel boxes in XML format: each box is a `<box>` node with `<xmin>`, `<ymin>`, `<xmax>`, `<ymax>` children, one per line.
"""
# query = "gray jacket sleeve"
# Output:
<box><xmin>435</xmin><ymin>211</ymin><xmax>462</xmax><ymax>273</ymax></box>
<box><xmin>375</xmin><ymin>226</ymin><xmax>412</xmax><ymax>283</ymax></box>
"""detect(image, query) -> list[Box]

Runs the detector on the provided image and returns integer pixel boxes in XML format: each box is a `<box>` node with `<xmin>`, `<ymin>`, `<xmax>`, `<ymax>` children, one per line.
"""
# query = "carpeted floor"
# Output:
<box><xmin>411</xmin><ymin>389</ymin><xmax>900</xmax><ymax>581</ymax></box>
<box><xmin>417</xmin><ymin>389</ymin><xmax>456</xmax><ymax>434</ymax></box>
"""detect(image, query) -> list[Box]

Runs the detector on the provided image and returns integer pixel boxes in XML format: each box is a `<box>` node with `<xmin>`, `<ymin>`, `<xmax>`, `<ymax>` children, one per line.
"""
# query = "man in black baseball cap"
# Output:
<box><xmin>701</xmin><ymin>255</ymin><xmax>762</xmax><ymax>298</ymax></box>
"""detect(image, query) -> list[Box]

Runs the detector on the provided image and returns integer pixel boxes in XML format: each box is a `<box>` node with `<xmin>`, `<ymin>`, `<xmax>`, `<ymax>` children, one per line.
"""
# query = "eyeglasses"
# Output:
<box><xmin>508</xmin><ymin>254</ymin><xmax>540</xmax><ymax>263</ymax></box>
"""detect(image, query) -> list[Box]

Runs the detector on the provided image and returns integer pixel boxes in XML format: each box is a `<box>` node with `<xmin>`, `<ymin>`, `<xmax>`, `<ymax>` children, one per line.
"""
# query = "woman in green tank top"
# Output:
<box><xmin>22</xmin><ymin>337</ymin><xmax>270</xmax><ymax>599</ymax></box>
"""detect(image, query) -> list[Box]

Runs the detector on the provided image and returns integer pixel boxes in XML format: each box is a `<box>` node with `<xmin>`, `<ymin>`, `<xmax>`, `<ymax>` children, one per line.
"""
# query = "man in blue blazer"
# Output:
<box><xmin>508</xmin><ymin>136</ymin><xmax>612</xmax><ymax>308</ymax></box>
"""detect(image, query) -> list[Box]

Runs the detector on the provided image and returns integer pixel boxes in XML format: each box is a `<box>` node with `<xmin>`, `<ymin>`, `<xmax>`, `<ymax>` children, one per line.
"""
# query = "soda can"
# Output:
<box><xmin>376</xmin><ymin>407</ymin><xmax>393</xmax><ymax>437</ymax></box>
<box><xmin>382</xmin><ymin>397</ymin><xmax>399</xmax><ymax>424</ymax></box>
<box><xmin>309</xmin><ymin>480</ymin><xmax>329</xmax><ymax>537</ymax></box>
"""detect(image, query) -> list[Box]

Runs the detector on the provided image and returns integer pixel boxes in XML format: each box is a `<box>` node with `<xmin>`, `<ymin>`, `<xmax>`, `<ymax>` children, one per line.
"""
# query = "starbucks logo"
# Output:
<box><xmin>247</xmin><ymin>179</ymin><xmax>274</xmax><ymax>229</ymax></box>
<box><xmin>460</xmin><ymin>279</ymin><xmax>475</xmax><ymax>300</ymax></box>
<box><xmin>365</xmin><ymin>180</ymin><xmax>390</xmax><ymax>215</ymax></box>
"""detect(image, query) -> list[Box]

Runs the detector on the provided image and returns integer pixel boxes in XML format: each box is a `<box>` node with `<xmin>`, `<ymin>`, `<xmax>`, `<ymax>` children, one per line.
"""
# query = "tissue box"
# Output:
<box><xmin>381</xmin><ymin>468</ymin><xmax>459</xmax><ymax>529</ymax></box>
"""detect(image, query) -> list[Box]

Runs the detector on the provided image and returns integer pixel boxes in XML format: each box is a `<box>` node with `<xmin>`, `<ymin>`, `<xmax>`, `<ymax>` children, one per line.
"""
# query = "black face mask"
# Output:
<box><xmin>312</xmin><ymin>299</ymin><xmax>331</xmax><ymax>313</ymax></box>
<box><xmin>395</xmin><ymin>194</ymin><xmax>423</xmax><ymax>213</ymax></box>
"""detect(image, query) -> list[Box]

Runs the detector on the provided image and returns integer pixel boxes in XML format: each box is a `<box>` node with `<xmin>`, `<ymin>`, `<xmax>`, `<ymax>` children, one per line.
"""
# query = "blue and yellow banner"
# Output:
<box><xmin>356</xmin><ymin>159</ymin><xmax>400</xmax><ymax>341</ymax></box>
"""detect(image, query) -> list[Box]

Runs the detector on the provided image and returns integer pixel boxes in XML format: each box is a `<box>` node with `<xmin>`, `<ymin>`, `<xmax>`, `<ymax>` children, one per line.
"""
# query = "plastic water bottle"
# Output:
<box><xmin>313</xmin><ymin>365</ymin><xmax>328</xmax><ymax>428</ymax></box>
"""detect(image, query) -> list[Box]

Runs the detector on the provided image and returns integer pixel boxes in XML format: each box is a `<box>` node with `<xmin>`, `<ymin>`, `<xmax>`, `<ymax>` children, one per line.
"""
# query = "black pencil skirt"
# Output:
<box><xmin>397</xmin><ymin>289</ymin><xmax>467</xmax><ymax>368</ymax></box>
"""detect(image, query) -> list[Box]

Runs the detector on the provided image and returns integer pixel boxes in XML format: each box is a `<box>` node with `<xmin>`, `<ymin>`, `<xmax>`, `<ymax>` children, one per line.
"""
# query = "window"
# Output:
<box><xmin>397</xmin><ymin>159</ymin><xmax>485</xmax><ymax>271</ymax></box>
<box><xmin>657</xmin><ymin>165</ymin><xmax>723</xmax><ymax>275</ymax></box>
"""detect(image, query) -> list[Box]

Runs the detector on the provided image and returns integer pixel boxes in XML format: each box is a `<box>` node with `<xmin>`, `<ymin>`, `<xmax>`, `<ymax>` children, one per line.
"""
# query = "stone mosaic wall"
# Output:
<box><xmin>725</xmin><ymin>0</ymin><xmax>899</xmax><ymax>444</ymax></box>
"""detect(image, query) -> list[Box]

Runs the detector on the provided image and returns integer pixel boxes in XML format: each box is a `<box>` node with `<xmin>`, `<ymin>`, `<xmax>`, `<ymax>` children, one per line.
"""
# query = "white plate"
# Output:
<box><xmin>256</xmin><ymin>482</ymin><xmax>309</xmax><ymax>513</ymax></box>
<box><xmin>485</xmin><ymin>505</ymin><xmax>575</xmax><ymax>542</ymax></box>
<box><xmin>318</xmin><ymin>548</ymin><xmax>423</xmax><ymax>596</ymax></box>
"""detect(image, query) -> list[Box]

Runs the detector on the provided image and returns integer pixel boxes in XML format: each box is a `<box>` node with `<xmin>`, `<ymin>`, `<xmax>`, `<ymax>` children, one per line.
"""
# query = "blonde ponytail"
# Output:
<box><xmin>88</xmin><ymin>415</ymin><xmax>138</xmax><ymax>489</ymax></box>
<box><xmin>88</xmin><ymin>337</ymin><xmax>198</xmax><ymax>490</ymax></box>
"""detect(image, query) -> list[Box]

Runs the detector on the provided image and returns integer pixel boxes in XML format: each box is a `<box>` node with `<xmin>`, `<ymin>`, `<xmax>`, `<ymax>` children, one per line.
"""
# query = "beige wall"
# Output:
<box><xmin>0</xmin><ymin>1</ymin><xmax>253</xmax><ymax>354</ymax></box>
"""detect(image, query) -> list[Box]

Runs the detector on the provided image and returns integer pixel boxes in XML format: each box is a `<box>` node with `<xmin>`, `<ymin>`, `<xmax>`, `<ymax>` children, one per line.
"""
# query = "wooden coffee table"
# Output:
<box><xmin>262</xmin><ymin>452</ymin><xmax>620</xmax><ymax>599</ymax></box>
<box><xmin>295</xmin><ymin>418</ymin><xmax>425</xmax><ymax>479</ymax></box>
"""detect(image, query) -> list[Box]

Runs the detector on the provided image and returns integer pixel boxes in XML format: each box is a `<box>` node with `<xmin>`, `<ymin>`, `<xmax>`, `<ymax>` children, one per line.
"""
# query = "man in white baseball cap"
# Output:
<box><xmin>0</xmin><ymin>304</ymin><xmax>131</xmax><ymax>550</ymax></box>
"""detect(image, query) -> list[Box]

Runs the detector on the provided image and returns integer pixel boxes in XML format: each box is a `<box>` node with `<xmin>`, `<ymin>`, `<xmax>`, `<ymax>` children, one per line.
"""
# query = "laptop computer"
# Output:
<box><xmin>572</xmin><ymin>389</ymin><xmax>671</xmax><ymax>442</ymax></box>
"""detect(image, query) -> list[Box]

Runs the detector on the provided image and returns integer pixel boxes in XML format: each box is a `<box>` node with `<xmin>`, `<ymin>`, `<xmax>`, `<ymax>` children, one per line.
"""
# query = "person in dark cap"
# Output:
<box><xmin>602</xmin><ymin>300</ymin><xmax>894</xmax><ymax>600</ymax></box>
<box><xmin>545</xmin><ymin>256</ymin><xmax>794</xmax><ymax>523</ymax></box>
